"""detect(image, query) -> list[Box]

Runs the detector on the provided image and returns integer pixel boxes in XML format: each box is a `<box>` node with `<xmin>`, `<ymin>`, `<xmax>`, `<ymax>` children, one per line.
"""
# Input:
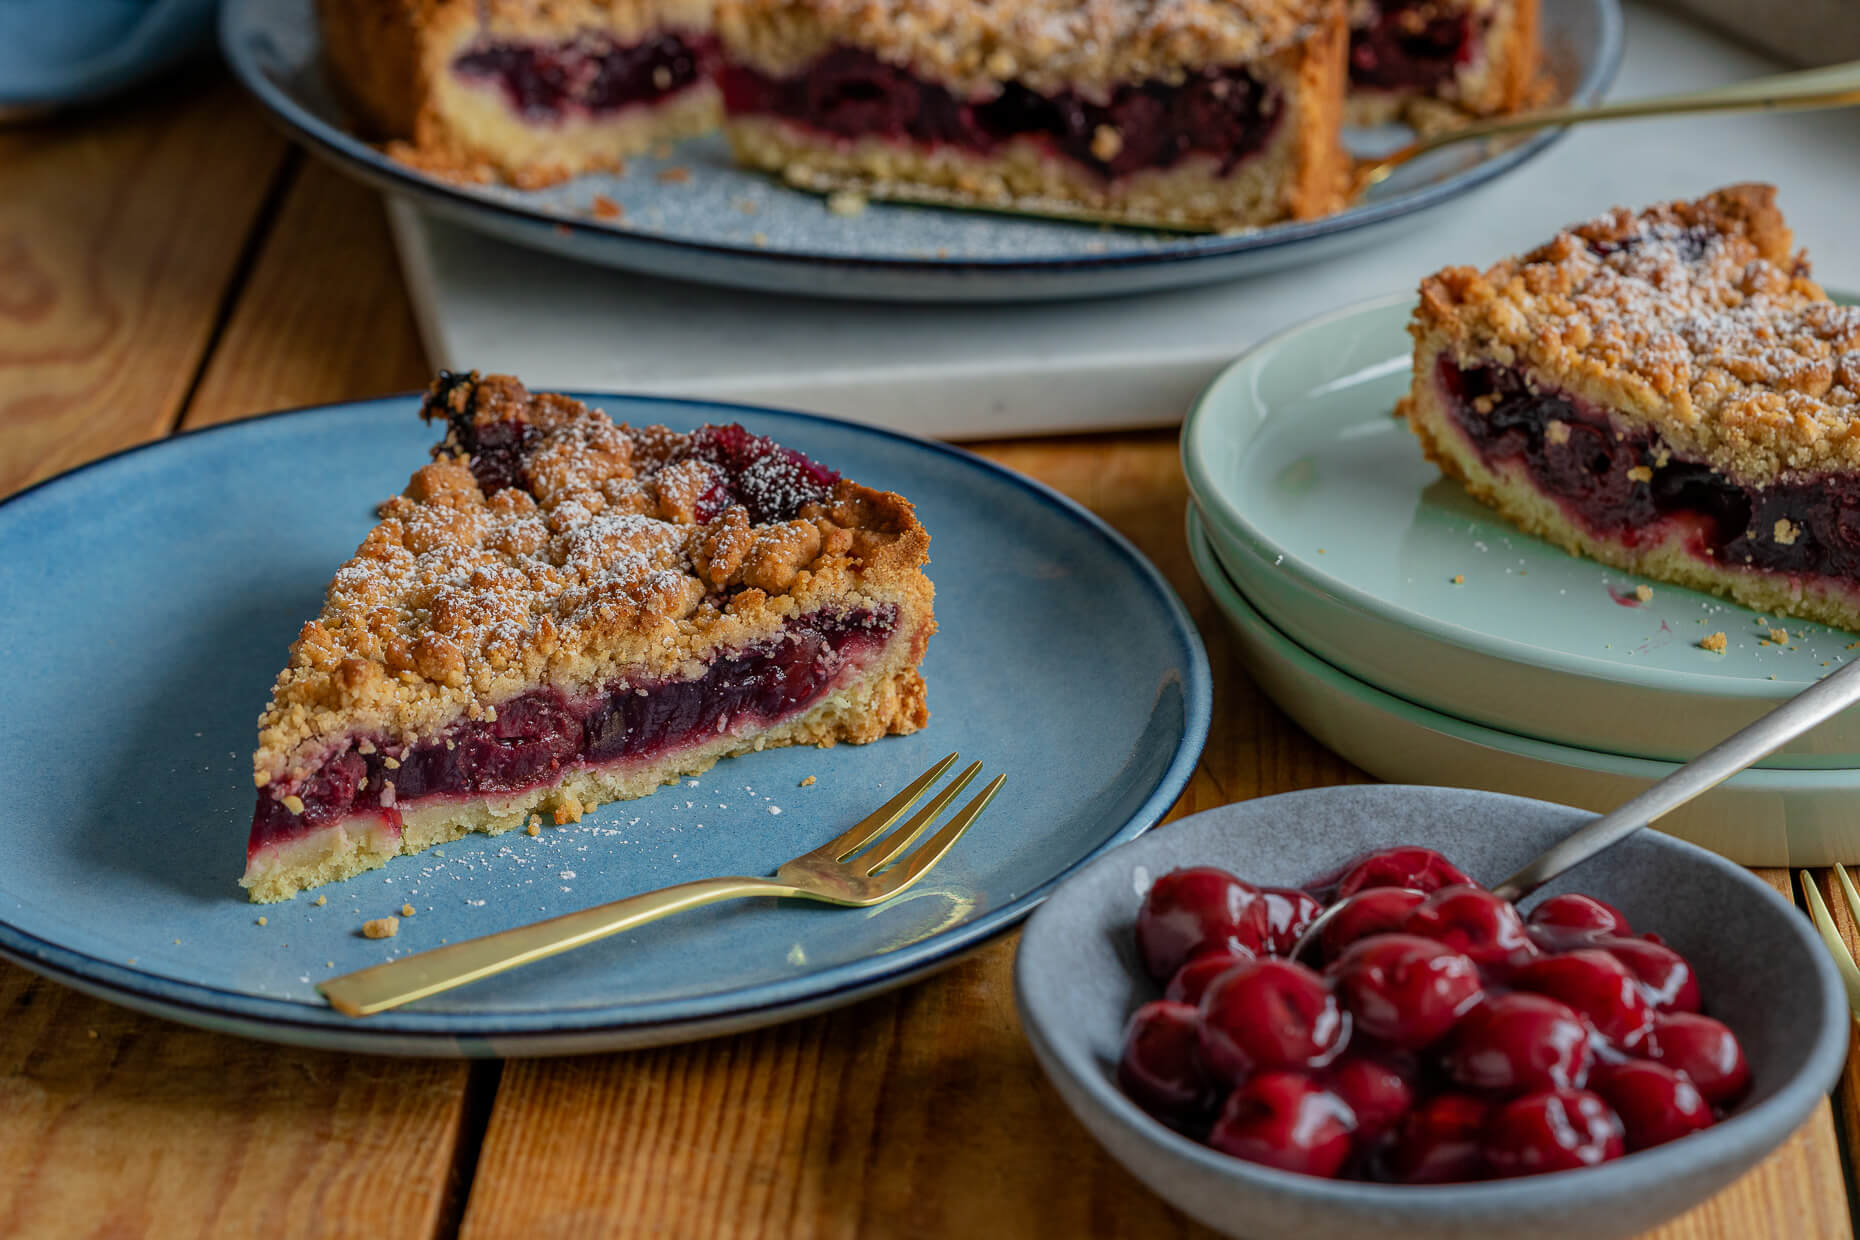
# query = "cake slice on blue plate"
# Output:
<box><xmin>243</xmin><ymin>373</ymin><xmax>933</xmax><ymax>902</ymax></box>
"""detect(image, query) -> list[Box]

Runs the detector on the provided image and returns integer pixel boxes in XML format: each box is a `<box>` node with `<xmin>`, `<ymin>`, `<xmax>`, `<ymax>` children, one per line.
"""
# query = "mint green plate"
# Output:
<box><xmin>1182</xmin><ymin>294</ymin><xmax>1860</xmax><ymax>766</ymax></box>
<box><xmin>1188</xmin><ymin>506</ymin><xmax>1860</xmax><ymax>867</ymax></box>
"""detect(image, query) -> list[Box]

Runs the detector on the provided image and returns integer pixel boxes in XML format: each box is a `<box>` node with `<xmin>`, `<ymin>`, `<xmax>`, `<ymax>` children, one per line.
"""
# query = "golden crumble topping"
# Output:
<box><xmin>1410</xmin><ymin>184</ymin><xmax>1860</xmax><ymax>486</ymax></box>
<box><xmin>253</xmin><ymin>373</ymin><xmax>931</xmax><ymax>790</ymax></box>
<box><xmin>718</xmin><ymin>0</ymin><xmax>1337</xmax><ymax>97</ymax></box>
<box><xmin>362</xmin><ymin>916</ymin><xmax>401</xmax><ymax>939</ymax></box>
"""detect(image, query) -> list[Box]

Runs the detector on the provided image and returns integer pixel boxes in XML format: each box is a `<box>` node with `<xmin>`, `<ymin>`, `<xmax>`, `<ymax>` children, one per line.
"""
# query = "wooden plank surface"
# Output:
<box><xmin>183</xmin><ymin>157</ymin><xmax>429</xmax><ymax>429</ymax></box>
<box><xmin>0</xmin><ymin>75</ymin><xmax>290</xmax><ymax>495</ymax></box>
<box><xmin>2</xmin><ymin>76</ymin><xmax>1855</xmax><ymax>1240</ymax></box>
<box><xmin>0</xmin><ymin>968</ymin><xmax>475</xmax><ymax>1240</ymax></box>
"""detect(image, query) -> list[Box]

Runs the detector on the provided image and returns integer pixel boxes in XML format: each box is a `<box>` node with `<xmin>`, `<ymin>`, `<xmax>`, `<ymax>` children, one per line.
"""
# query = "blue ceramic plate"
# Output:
<box><xmin>0</xmin><ymin>396</ymin><xmax>1209</xmax><ymax>1056</ymax></box>
<box><xmin>219</xmin><ymin>0</ymin><xmax>1620</xmax><ymax>302</ymax></box>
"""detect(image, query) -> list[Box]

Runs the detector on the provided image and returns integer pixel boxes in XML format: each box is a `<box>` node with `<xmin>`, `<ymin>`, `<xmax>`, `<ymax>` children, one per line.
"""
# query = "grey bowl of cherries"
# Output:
<box><xmin>1013</xmin><ymin>785</ymin><xmax>1848</xmax><ymax>1240</ymax></box>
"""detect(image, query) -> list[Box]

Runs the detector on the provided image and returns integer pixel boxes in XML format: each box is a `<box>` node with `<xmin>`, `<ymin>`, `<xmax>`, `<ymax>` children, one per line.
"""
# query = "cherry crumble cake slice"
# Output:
<box><xmin>715</xmin><ymin>0</ymin><xmax>1350</xmax><ymax>232</ymax></box>
<box><xmin>243</xmin><ymin>373</ymin><xmax>934</xmax><ymax>902</ymax></box>
<box><xmin>1399</xmin><ymin>184</ymin><xmax>1860</xmax><ymax>632</ymax></box>
<box><xmin>1345</xmin><ymin>0</ymin><xmax>1538</xmax><ymax>124</ymax></box>
<box><xmin>318</xmin><ymin>0</ymin><xmax>722</xmax><ymax>187</ymax></box>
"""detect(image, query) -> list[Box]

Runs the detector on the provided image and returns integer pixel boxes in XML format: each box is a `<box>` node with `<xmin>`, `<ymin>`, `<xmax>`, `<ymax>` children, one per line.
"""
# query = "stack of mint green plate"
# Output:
<box><xmin>1181</xmin><ymin>295</ymin><xmax>1860</xmax><ymax>867</ymax></box>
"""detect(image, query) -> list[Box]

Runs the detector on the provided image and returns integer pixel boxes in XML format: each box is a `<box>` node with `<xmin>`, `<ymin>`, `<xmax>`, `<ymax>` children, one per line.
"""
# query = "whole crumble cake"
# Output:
<box><xmin>1399</xmin><ymin>184</ymin><xmax>1860</xmax><ymax>632</ymax></box>
<box><xmin>243</xmin><ymin>372</ymin><xmax>934</xmax><ymax>902</ymax></box>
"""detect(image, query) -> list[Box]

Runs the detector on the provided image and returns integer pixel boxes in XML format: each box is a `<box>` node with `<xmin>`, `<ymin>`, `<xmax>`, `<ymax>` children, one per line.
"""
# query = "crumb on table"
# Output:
<box><xmin>255</xmin><ymin>916</ymin><xmax>267</xmax><ymax>926</ymax></box>
<box><xmin>401</xmin><ymin>903</ymin><xmax>416</xmax><ymax>918</ymax></box>
<box><xmin>590</xmin><ymin>194</ymin><xmax>624</xmax><ymax>221</ymax></box>
<box><xmin>1769</xmin><ymin>627</ymin><xmax>1788</xmax><ymax>644</ymax></box>
<box><xmin>1451</xmin><ymin>574</ymin><xmax>1465</xmax><ymax>585</ymax></box>
<box><xmin>1634</xmin><ymin>584</ymin><xmax>1653</xmax><ymax>602</ymax></box>
<box><xmin>1699</xmin><ymin>631</ymin><xmax>1728</xmax><ymax>653</ymax></box>
<box><xmin>800</xmin><ymin>775</ymin><xmax>816</xmax><ymax>787</ymax></box>
<box><xmin>313</xmin><ymin>895</ymin><xmax>326</xmax><ymax>906</ymax></box>
<box><xmin>363</xmin><ymin>916</ymin><xmax>400</xmax><ymax>940</ymax></box>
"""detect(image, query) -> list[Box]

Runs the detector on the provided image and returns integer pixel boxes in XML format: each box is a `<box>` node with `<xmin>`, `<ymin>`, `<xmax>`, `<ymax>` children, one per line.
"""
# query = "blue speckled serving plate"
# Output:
<box><xmin>219</xmin><ymin>0</ymin><xmax>1620</xmax><ymax>302</ymax></box>
<box><xmin>0</xmin><ymin>396</ymin><xmax>1208</xmax><ymax>1056</ymax></box>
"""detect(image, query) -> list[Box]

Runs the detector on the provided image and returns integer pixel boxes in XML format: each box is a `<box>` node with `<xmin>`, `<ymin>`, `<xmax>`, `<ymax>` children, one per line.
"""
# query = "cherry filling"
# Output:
<box><xmin>453</xmin><ymin>33</ymin><xmax>720</xmax><ymax>119</ymax></box>
<box><xmin>1438</xmin><ymin>358</ymin><xmax>1860</xmax><ymax>583</ymax></box>
<box><xmin>1349</xmin><ymin>1</ymin><xmax>1476</xmax><ymax>93</ymax></box>
<box><xmin>248</xmin><ymin>605</ymin><xmax>896</xmax><ymax>855</ymax></box>
<box><xmin>719</xmin><ymin>47</ymin><xmax>1282</xmax><ymax>180</ymax></box>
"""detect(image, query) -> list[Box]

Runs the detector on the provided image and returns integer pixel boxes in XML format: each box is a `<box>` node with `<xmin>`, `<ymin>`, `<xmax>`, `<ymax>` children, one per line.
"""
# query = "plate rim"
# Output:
<box><xmin>1185</xmin><ymin>503</ymin><xmax>1860</xmax><ymax>788</ymax></box>
<box><xmin>1181</xmin><ymin>291</ymin><xmax>1860</xmax><ymax>704</ymax></box>
<box><xmin>216</xmin><ymin>0</ymin><xmax>1624</xmax><ymax>279</ymax></box>
<box><xmin>0</xmin><ymin>391</ymin><xmax>1212</xmax><ymax>1051</ymax></box>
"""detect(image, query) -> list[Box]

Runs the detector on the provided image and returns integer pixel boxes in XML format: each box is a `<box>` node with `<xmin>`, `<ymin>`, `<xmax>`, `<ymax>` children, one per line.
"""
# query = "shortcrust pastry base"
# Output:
<box><xmin>242</xmin><ymin>656</ymin><xmax>927</xmax><ymax>903</ymax></box>
<box><xmin>725</xmin><ymin>116</ymin><xmax>1339</xmax><ymax>233</ymax></box>
<box><xmin>1401</xmin><ymin>374</ymin><xmax>1860</xmax><ymax>634</ymax></box>
<box><xmin>402</xmin><ymin>80</ymin><xmax>722</xmax><ymax>187</ymax></box>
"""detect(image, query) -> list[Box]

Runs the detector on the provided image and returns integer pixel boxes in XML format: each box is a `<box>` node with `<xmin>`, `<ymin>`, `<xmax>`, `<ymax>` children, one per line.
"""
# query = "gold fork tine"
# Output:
<box><xmin>1835</xmin><ymin>863</ymin><xmax>1860</xmax><ymax>928</ymax></box>
<box><xmin>817</xmin><ymin>753</ymin><xmax>959</xmax><ymax>861</ymax></box>
<box><xmin>856</xmin><ymin>760</ymin><xmax>982</xmax><ymax>873</ymax></box>
<box><xmin>1799</xmin><ymin>869</ymin><xmax>1860</xmax><ymax>1019</ymax></box>
<box><xmin>882</xmin><ymin>774</ymin><xmax>1006</xmax><ymax>894</ymax></box>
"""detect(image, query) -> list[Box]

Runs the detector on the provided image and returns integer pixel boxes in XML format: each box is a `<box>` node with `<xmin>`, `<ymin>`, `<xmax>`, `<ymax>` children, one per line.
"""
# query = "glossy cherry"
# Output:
<box><xmin>1388</xmin><ymin>1092</ymin><xmax>1490</xmax><ymax>1183</ymax></box>
<box><xmin>1643</xmin><ymin>1012</ymin><xmax>1751</xmax><ymax>1107</ymax></box>
<box><xmin>1117</xmin><ymin>1001</ymin><xmax>1214</xmax><ymax>1124</ymax></box>
<box><xmin>1328</xmin><ymin>933</ymin><xmax>1483</xmax><ymax>1050</ymax></box>
<box><xmin>1444</xmin><ymin>992</ymin><xmax>1593</xmax><ymax>1095</ymax></box>
<box><xmin>1598</xmin><ymin>937</ymin><xmax>1702</xmax><ymax>1013</ymax></box>
<box><xmin>1402</xmin><ymin>885</ymin><xmax>1539</xmax><ymax>973</ymax></box>
<box><xmin>1319</xmin><ymin>888</ymin><xmax>1428</xmax><ymax>959</ymax></box>
<box><xmin>1260</xmin><ymin>886</ymin><xmax>1325</xmax><ymax>955</ymax></box>
<box><xmin>1335</xmin><ymin>847</ymin><xmax>1476</xmax><ymax>900</ymax></box>
<box><xmin>1593</xmin><ymin>1060</ymin><xmax>1714</xmax><ymax>1151</ymax></box>
<box><xmin>1206</xmin><ymin>1071</ymin><xmax>1357</xmax><ymax>1177</ymax></box>
<box><xmin>1529</xmin><ymin>892</ymin><xmax>1630</xmax><ymax>939</ymax></box>
<box><xmin>1198</xmin><ymin>959</ymin><xmax>1351</xmax><ymax>1085</ymax></box>
<box><xmin>1136</xmin><ymin>867</ymin><xmax>1270</xmax><ymax>982</ymax></box>
<box><xmin>1164</xmin><ymin>950</ymin><xmax>1254</xmax><ymax>1007</ymax></box>
<box><xmin>1327</xmin><ymin>1054</ymin><xmax>1415</xmax><ymax>1144</ymax></box>
<box><xmin>1483</xmin><ymin>1089</ymin><xmax>1625</xmax><ymax>1177</ymax></box>
<box><xmin>1512</xmin><ymin>949</ymin><xmax>1655</xmax><ymax>1050</ymax></box>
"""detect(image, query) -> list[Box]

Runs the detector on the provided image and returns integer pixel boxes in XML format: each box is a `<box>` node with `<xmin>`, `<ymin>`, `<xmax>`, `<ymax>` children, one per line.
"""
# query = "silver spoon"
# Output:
<box><xmin>1292</xmin><ymin>653</ymin><xmax>1860</xmax><ymax>958</ymax></box>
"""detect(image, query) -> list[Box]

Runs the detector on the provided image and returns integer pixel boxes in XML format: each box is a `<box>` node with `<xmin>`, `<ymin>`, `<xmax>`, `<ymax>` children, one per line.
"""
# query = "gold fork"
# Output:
<box><xmin>1799</xmin><ymin>864</ymin><xmax>1860</xmax><ymax>1020</ymax></box>
<box><xmin>320</xmin><ymin>753</ymin><xmax>1004</xmax><ymax>1017</ymax></box>
<box><xmin>1358</xmin><ymin>59</ymin><xmax>1860</xmax><ymax>189</ymax></box>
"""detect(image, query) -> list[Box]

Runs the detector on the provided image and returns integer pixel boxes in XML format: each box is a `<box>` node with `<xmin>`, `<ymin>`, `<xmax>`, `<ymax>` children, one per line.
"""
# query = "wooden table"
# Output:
<box><xmin>3</xmin><ymin>73</ymin><xmax>1858</xmax><ymax>1240</ymax></box>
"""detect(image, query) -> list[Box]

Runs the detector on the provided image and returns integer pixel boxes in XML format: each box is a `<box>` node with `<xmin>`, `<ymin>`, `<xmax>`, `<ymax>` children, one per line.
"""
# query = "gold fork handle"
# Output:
<box><xmin>318</xmin><ymin>875</ymin><xmax>797</xmax><ymax>1017</ymax></box>
<box><xmin>1369</xmin><ymin>59</ymin><xmax>1860</xmax><ymax>181</ymax></box>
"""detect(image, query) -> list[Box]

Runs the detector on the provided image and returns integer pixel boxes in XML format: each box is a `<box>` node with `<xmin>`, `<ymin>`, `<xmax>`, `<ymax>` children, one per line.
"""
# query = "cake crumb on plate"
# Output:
<box><xmin>1699</xmin><ymin>631</ymin><xmax>1728</xmax><ymax>653</ymax></box>
<box><xmin>363</xmin><ymin>916</ymin><xmax>400</xmax><ymax>940</ymax></box>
